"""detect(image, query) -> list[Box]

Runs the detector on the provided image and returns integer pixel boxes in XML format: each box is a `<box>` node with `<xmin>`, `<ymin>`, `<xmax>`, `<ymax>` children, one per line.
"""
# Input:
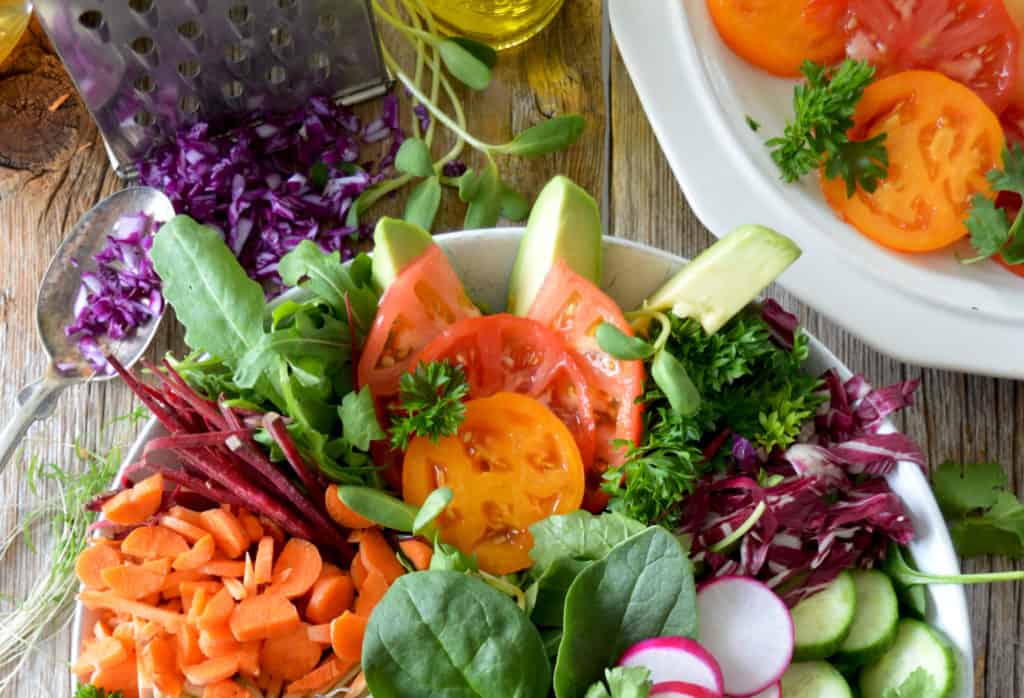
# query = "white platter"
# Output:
<box><xmin>73</xmin><ymin>230</ymin><xmax>972</xmax><ymax>696</ymax></box>
<box><xmin>609</xmin><ymin>0</ymin><xmax>1024</xmax><ymax>379</ymax></box>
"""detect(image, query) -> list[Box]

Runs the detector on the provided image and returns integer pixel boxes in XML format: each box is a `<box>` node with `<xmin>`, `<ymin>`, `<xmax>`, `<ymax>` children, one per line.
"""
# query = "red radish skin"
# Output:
<box><xmin>618</xmin><ymin>637</ymin><xmax>724</xmax><ymax>695</ymax></box>
<box><xmin>735</xmin><ymin>684</ymin><xmax>780</xmax><ymax>698</ymax></box>
<box><xmin>651</xmin><ymin>681</ymin><xmax>723</xmax><ymax>698</ymax></box>
<box><xmin>696</xmin><ymin>576</ymin><xmax>793</xmax><ymax>697</ymax></box>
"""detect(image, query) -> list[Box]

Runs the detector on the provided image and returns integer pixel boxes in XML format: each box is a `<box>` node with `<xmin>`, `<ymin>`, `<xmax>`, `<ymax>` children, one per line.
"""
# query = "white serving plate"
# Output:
<box><xmin>73</xmin><ymin>231</ymin><xmax>972</xmax><ymax>696</ymax></box>
<box><xmin>609</xmin><ymin>0</ymin><xmax>1024</xmax><ymax>379</ymax></box>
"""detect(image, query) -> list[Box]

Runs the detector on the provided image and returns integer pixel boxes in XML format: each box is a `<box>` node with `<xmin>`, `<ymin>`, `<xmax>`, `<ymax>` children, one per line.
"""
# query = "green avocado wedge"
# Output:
<box><xmin>644</xmin><ymin>224</ymin><xmax>801</xmax><ymax>334</ymax></box>
<box><xmin>371</xmin><ymin>217</ymin><xmax>435</xmax><ymax>292</ymax></box>
<box><xmin>507</xmin><ymin>176</ymin><xmax>603</xmax><ymax>316</ymax></box>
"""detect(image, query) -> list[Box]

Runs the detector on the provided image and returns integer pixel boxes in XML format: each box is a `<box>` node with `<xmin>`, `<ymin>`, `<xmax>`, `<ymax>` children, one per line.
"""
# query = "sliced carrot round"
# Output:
<box><xmin>199</xmin><ymin>509</ymin><xmax>250</xmax><ymax>559</ymax></box>
<box><xmin>202</xmin><ymin>679</ymin><xmax>251</xmax><ymax>698</ymax></box>
<box><xmin>260</xmin><ymin>623</ymin><xmax>324</xmax><ymax>681</ymax></box>
<box><xmin>173</xmin><ymin>534</ymin><xmax>216</xmax><ymax>571</ymax></box>
<box><xmin>357</xmin><ymin>529</ymin><xmax>405</xmax><ymax>584</ymax></box>
<box><xmin>268</xmin><ymin>538</ymin><xmax>323</xmax><ymax>599</ymax></box>
<box><xmin>183</xmin><ymin>655</ymin><xmax>241</xmax><ymax>687</ymax></box>
<box><xmin>100</xmin><ymin>562</ymin><xmax>167</xmax><ymax>600</ymax></box>
<box><xmin>102</xmin><ymin>473</ymin><xmax>163</xmax><ymax>526</ymax></box>
<box><xmin>305</xmin><ymin>574</ymin><xmax>355</xmax><ymax>625</ymax></box>
<box><xmin>325</xmin><ymin>484</ymin><xmax>376</xmax><ymax>529</ymax></box>
<box><xmin>330</xmin><ymin>611</ymin><xmax>368</xmax><ymax>662</ymax></box>
<box><xmin>76</xmin><ymin>543</ymin><xmax>123</xmax><ymax>589</ymax></box>
<box><xmin>229</xmin><ymin>593</ymin><xmax>301</xmax><ymax>642</ymax></box>
<box><xmin>121</xmin><ymin>525</ymin><xmax>189</xmax><ymax>560</ymax></box>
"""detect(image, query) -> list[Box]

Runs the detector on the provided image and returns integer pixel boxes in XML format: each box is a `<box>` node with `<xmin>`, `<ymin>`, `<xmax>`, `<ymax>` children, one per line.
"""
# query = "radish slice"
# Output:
<box><xmin>696</xmin><ymin>576</ymin><xmax>793</xmax><ymax>697</ymax></box>
<box><xmin>732</xmin><ymin>683</ymin><xmax>781</xmax><ymax>698</ymax></box>
<box><xmin>651</xmin><ymin>681</ymin><xmax>722</xmax><ymax>698</ymax></box>
<box><xmin>617</xmin><ymin>637</ymin><xmax>724</xmax><ymax>695</ymax></box>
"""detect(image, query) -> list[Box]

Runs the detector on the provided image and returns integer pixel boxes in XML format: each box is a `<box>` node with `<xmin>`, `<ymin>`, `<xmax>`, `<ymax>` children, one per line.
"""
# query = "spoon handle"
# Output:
<box><xmin>0</xmin><ymin>378</ymin><xmax>64</xmax><ymax>474</ymax></box>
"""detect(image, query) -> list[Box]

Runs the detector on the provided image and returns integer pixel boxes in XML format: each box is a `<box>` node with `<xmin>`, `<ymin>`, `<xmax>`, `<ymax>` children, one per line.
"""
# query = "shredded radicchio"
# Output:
<box><xmin>682</xmin><ymin>304</ymin><xmax>925</xmax><ymax>605</ymax></box>
<box><xmin>137</xmin><ymin>94</ymin><xmax>405</xmax><ymax>289</ymax></box>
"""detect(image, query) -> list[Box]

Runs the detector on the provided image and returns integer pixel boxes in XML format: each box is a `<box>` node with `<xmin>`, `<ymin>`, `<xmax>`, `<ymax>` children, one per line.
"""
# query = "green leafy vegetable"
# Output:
<box><xmin>651</xmin><ymin>349</ymin><xmax>701</xmax><ymax>417</ymax></box>
<box><xmin>463</xmin><ymin>158</ymin><xmax>503</xmax><ymax>229</ymax></box>
<box><xmin>339</xmin><ymin>387</ymin><xmax>386</xmax><ymax>451</ymax></box>
<box><xmin>430</xmin><ymin>540</ymin><xmax>478</xmax><ymax>572</ymax></box>
<box><xmin>395</xmin><ymin>138</ymin><xmax>436</xmax><ymax>178</ymax></box>
<box><xmin>596</xmin><ymin>323</ymin><xmax>656</xmax><ymax>360</ymax></box>
<box><xmin>495</xmin><ymin>115</ymin><xmax>588</xmax><ymax>157</ymax></box>
<box><xmin>529</xmin><ymin>511</ymin><xmax>647</xmax><ymax>571</ymax></box>
<box><xmin>554</xmin><ymin>527</ymin><xmax>698</xmax><ymax>698</ymax></box>
<box><xmin>880</xmin><ymin>668</ymin><xmax>936</xmax><ymax>698</ymax></box>
<box><xmin>438</xmin><ymin>38</ymin><xmax>492</xmax><ymax>90</ymax></box>
<box><xmin>277</xmin><ymin>240</ymin><xmax>378</xmax><ymax>335</ymax></box>
<box><xmin>964</xmin><ymin>145</ymin><xmax>1024</xmax><ymax>264</ymax></box>
<box><xmin>499</xmin><ymin>183</ymin><xmax>531</xmax><ymax>221</ymax></box>
<box><xmin>584</xmin><ymin>667</ymin><xmax>652</xmax><ymax>698</ymax></box>
<box><xmin>412</xmin><ymin>487</ymin><xmax>453</xmax><ymax>534</ymax></box>
<box><xmin>389</xmin><ymin>361</ymin><xmax>470</xmax><ymax>450</ymax></box>
<box><xmin>884</xmin><ymin>543</ymin><xmax>1024</xmax><ymax>587</ymax></box>
<box><xmin>449</xmin><ymin>36</ymin><xmax>498</xmax><ymax>69</ymax></box>
<box><xmin>745</xmin><ymin>115</ymin><xmax>761</xmax><ymax>132</ymax></box>
<box><xmin>73</xmin><ymin>687</ymin><xmax>123</xmax><ymax>698</ymax></box>
<box><xmin>363</xmin><ymin>571</ymin><xmax>551</xmax><ymax>698</ymax></box>
<box><xmin>930</xmin><ymin>460</ymin><xmax>1024</xmax><ymax>559</ymax></box>
<box><xmin>337</xmin><ymin>486</ymin><xmax>419</xmax><ymax>533</ymax></box>
<box><xmin>404</xmin><ymin>175</ymin><xmax>443</xmax><ymax>231</ymax></box>
<box><xmin>766</xmin><ymin>59</ymin><xmax>888</xmax><ymax>196</ymax></box>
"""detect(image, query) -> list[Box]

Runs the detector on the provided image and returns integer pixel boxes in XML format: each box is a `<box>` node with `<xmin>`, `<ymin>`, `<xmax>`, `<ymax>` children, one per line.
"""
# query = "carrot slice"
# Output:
<box><xmin>260</xmin><ymin>623</ymin><xmax>323</xmax><ymax>681</ymax></box>
<box><xmin>223</xmin><ymin>577</ymin><xmax>247</xmax><ymax>601</ymax></box>
<box><xmin>169</xmin><ymin>505</ymin><xmax>206</xmax><ymax>528</ymax></box>
<box><xmin>183</xmin><ymin>654</ymin><xmax>241</xmax><ymax>686</ymax></box>
<box><xmin>358</xmin><ymin>528</ymin><xmax>405</xmax><ymax>583</ymax></box>
<box><xmin>284</xmin><ymin>653</ymin><xmax>355</xmax><ymax>695</ymax></box>
<box><xmin>199</xmin><ymin>508</ymin><xmax>250</xmax><ymax>559</ymax></box>
<box><xmin>79</xmin><ymin>590</ymin><xmax>184</xmax><ymax>632</ymax></box>
<box><xmin>91</xmin><ymin>654</ymin><xmax>140</xmax><ymax>695</ymax></box>
<box><xmin>237</xmin><ymin>640</ymin><xmax>261</xmax><ymax>678</ymax></box>
<box><xmin>141</xmin><ymin>633</ymin><xmax>184</xmax><ymax>697</ymax></box>
<box><xmin>306</xmin><ymin>624</ymin><xmax>331</xmax><ymax>645</ymax></box>
<box><xmin>305</xmin><ymin>574</ymin><xmax>355</xmax><ymax>625</ymax></box>
<box><xmin>399</xmin><ymin>538</ymin><xmax>434</xmax><ymax>571</ymax></box>
<box><xmin>199</xmin><ymin>623</ymin><xmax>241</xmax><ymax>658</ymax></box>
<box><xmin>101</xmin><ymin>562</ymin><xmax>167</xmax><ymax>600</ymax></box>
<box><xmin>330</xmin><ymin>611</ymin><xmax>367</xmax><ymax>662</ymax></box>
<box><xmin>180</xmin><ymin>580</ymin><xmax>221</xmax><ymax>612</ymax></box>
<box><xmin>229</xmin><ymin>592</ymin><xmax>300</xmax><ymax>642</ymax></box>
<box><xmin>243</xmin><ymin>553</ymin><xmax>257</xmax><ymax>597</ymax></box>
<box><xmin>354</xmin><ymin>570</ymin><xmax>390</xmax><ymax>617</ymax></box>
<box><xmin>267</xmin><ymin>538</ymin><xmax>322</xmax><ymax>599</ymax></box>
<box><xmin>325</xmin><ymin>484</ymin><xmax>375</xmax><ymax>529</ymax></box>
<box><xmin>254</xmin><ymin>537</ymin><xmax>274</xmax><ymax>586</ymax></box>
<box><xmin>173</xmin><ymin>534</ymin><xmax>216</xmax><ymax>571</ymax></box>
<box><xmin>160</xmin><ymin>514</ymin><xmax>210</xmax><ymax>543</ymax></box>
<box><xmin>238</xmin><ymin>509</ymin><xmax>265</xmax><ymax>543</ymax></box>
<box><xmin>200</xmin><ymin>559</ymin><xmax>247</xmax><ymax>578</ymax></box>
<box><xmin>318</xmin><ymin>562</ymin><xmax>344</xmax><ymax>581</ymax></box>
<box><xmin>177</xmin><ymin>623</ymin><xmax>204</xmax><ymax>666</ymax></box>
<box><xmin>102</xmin><ymin>473</ymin><xmax>163</xmax><ymax>526</ymax></box>
<box><xmin>350</xmin><ymin>553</ymin><xmax>368</xmax><ymax>591</ymax></box>
<box><xmin>162</xmin><ymin>569</ymin><xmax>211</xmax><ymax>598</ymax></box>
<box><xmin>203</xmin><ymin>679</ymin><xmax>251</xmax><ymax>698</ymax></box>
<box><xmin>188</xmin><ymin>588</ymin><xmax>212</xmax><ymax>625</ymax></box>
<box><xmin>76</xmin><ymin>543</ymin><xmax>123</xmax><ymax>589</ymax></box>
<box><xmin>199</xmin><ymin>587</ymin><xmax>236</xmax><ymax>632</ymax></box>
<box><xmin>121</xmin><ymin>525</ymin><xmax>189</xmax><ymax>560</ymax></box>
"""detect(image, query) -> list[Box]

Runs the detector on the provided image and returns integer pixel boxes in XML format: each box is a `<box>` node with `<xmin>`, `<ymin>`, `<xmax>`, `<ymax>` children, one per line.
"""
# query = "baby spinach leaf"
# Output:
<box><xmin>529</xmin><ymin>557</ymin><xmax>589</xmax><ymax>627</ymax></box>
<box><xmin>554</xmin><ymin>527</ymin><xmax>697</xmax><ymax>698</ymax></box>
<box><xmin>151</xmin><ymin>215</ymin><xmax>265</xmax><ymax>364</ymax></box>
<box><xmin>584</xmin><ymin>667</ymin><xmax>652</xmax><ymax>698</ymax></box>
<box><xmin>363</xmin><ymin>571</ymin><xmax>550</xmax><ymax>698</ymax></box>
<box><xmin>339</xmin><ymin>386</ymin><xmax>385</xmax><ymax>451</ymax></box>
<box><xmin>278</xmin><ymin>241</ymin><xmax>378</xmax><ymax>335</ymax></box>
<box><xmin>337</xmin><ymin>486</ymin><xmax>418</xmax><ymax>532</ymax></box>
<box><xmin>529</xmin><ymin>510</ymin><xmax>646</xmax><ymax>571</ymax></box>
<box><xmin>596</xmin><ymin>323</ymin><xmax>656</xmax><ymax>360</ymax></box>
<box><xmin>438</xmin><ymin>39</ymin><xmax>493</xmax><ymax>91</ymax></box>
<box><xmin>404</xmin><ymin>175</ymin><xmax>442</xmax><ymax>231</ymax></box>
<box><xmin>413</xmin><ymin>487</ymin><xmax>453</xmax><ymax>534</ymax></box>
<box><xmin>395</xmin><ymin>138</ymin><xmax>436</xmax><ymax>178</ymax></box>
<box><xmin>497</xmin><ymin>115</ymin><xmax>586</xmax><ymax>157</ymax></box>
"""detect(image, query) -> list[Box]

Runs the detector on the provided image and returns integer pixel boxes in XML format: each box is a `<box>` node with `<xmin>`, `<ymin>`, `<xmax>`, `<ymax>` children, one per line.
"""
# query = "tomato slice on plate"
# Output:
<box><xmin>844</xmin><ymin>0</ymin><xmax>1021</xmax><ymax>114</ymax></box>
<box><xmin>707</xmin><ymin>0</ymin><xmax>847</xmax><ymax>77</ymax></box>
<box><xmin>527</xmin><ymin>259</ymin><xmax>644</xmax><ymax>511</ymax></box>
<box><xmin>357</xmin><ymin>244</ymin><xmax>480</xmax><ymax>399</ymax></box>
<box><xmin>414</xmin><ymin>314</ymin><xmax>597</xmax><ymax>468</ymax></box>
<box><xmin>403</xmin><ymin>392</ymin><xmax>585</xmax><ymax>575</ymax></box>
<box><xmin>821</xmin><ymin>70</ymin><xmax>1004</xmax><ymax>252</ymax></box>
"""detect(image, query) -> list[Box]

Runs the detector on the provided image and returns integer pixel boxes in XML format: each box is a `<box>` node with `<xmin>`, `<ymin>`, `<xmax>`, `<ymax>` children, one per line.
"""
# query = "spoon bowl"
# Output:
<box><xmin>0</xmin><ymin>187</ymin><xmax>174</xmax><ymax>471</ymax></box>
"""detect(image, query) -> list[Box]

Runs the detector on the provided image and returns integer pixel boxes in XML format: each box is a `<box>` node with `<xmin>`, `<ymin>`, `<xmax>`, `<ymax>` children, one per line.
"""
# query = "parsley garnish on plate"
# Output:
<box><xmin>389</xmin><ymin>361</ymin><xmax>470</xmax><ymax>450</ymax></box>
<box><xmin>963</xmin><ymin>144</ymin><xmax>1024</xmax><ymax>265</ymax></box>
<box><xmin>766</xmin><ymin>59</ymin><xmax>889</xmax><ymax>196</ymax></box>
<box><xmin>931</xmin><ymin>460</ymin><xmax>1024</xmax><ymax>558</ymax></box>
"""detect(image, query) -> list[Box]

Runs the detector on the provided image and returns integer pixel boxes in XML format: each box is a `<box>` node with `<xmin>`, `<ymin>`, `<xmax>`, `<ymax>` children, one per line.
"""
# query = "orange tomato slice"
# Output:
<box><xmin>822</xmin><ymin>70</ymin><xmax>1005</xmax><ymax>252</ymax></box>
<box><xmin>707</xmin><ymin>0</ymin><xmax>847</xmax><ymax>77</ymax></box>
<box><xmin>402</xmin><ymin>393</ymin><xmax>585</xmax><ymax>575</ymax></box>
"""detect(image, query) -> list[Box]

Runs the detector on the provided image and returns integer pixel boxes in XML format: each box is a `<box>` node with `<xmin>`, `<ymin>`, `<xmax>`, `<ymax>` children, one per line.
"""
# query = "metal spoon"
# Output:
<box><xmin>0</xmin><ymin>187</ymin><xmax>175</xmax><ymax>472</ymax></box>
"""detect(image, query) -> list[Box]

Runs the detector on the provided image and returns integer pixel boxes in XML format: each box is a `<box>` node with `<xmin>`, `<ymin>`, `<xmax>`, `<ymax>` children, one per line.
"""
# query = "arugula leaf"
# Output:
<box><xmin>766</xmin><ymin>59</ymin><xmax>887</xmax><ymax>195</ymax></box>
<box><xmin>235</xmin><ymin>309</ymin><xmax>349</xmax><ymax>389</ymax></box>
<box><xmin>584</xmin><ymin>667</ymin><xmax>652</xmax><ymax>698</ymax></box>
<box><xmin>339</xmin><ymin>386</ymin><xmax>385</xmax><ymax>451</ymax></box>
<box><xmin>389</xmin><ymin>361</ymin><xmax>470</xmax><ymax>450</ymax></box>
<box><xmin>965</xmin><ymin>145</ymin><xmax>1024</xmax><ymax>264</ymax></box>
<box><xmin>880</xmin><ymin>668</ymin><xmax>935</xmax><ymax>698</ymax></box>
<box><xmin>278</xmin><ymin>241</ymin><xmax>378</xmax><ymax>335</ymax></box>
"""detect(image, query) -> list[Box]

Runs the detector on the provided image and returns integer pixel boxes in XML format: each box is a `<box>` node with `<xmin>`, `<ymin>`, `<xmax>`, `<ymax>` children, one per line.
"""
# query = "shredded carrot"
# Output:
<box><xmin>243</xmin><ymin>553</ymin><xmax>257</xmax><ymax>597</ymax></box>
<box><xmin>223</xmin><ymin>577</ymin><xmax>247</xmax><ymax>601</ymax></box>
<box><xmin>285</xmin><ymin>653</ymin><xmax>355</xmax><ymax>695</ymax></box>
<box><xmin>350</xmin><ymin>553</ymin><xmax>368</xmax><ymax>591</ymax></box>
<box><xmin>306</xmin><ymin>624</ymin><xmax>331</xmax><ymax>645</ymax></box>
<box><xmin>199</xmin><ymin>622</ymin><xmax>241</xmax><ymax>658</ymax></box>
<box><xmin>238</xmin><ymin>509</ymin><xmax>265</xmax><ymax>543</ymax></box>
<box><xmin>101</xmin><ymin>561</ymin><xmax>168</xmax><ymax>600</ymax></box>
<box><xmin>174</xmin><ymin>533</ymin><xmax>216</xmax><ymax>571</ymax></box>
<box><xmin>199</xmin><ymin>587</ymin><xmax>236</xmax><ymax>632</ymax></box>
<box><xmin>79</xmin><ymin>590</ymin><xmax>184</xmax><ymax>632</ymax></box>
<box><xmin>159</xmin><ymin>514</ymin><xmax>210</xmax><ymax>543</ymax></box>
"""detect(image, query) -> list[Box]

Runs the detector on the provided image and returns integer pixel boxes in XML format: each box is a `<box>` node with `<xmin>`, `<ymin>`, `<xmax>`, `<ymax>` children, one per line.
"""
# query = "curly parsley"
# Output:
<box><xmin>389</xmin><ymin>360</ymin><xmax>470</xmax><ymax>450</ymax></box>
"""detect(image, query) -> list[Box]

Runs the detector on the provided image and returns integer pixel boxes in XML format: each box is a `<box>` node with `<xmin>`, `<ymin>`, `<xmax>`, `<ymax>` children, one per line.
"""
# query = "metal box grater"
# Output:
<box><xmin>33</xmin><ymin>0</ymin><xmax>392</xmax><ymax>178</ymax></box>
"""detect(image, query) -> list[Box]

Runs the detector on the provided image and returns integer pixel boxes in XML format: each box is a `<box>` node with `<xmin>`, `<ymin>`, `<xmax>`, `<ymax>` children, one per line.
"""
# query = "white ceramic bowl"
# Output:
<box><xmin>73</xmin><ymin>231</ymin><xmax>972</xmax><ymax>696</ymax></box>
<box><xmin>610</xmin><ymin>0</ymin><xmax>1024</xmax><ymax>379</ymax></box>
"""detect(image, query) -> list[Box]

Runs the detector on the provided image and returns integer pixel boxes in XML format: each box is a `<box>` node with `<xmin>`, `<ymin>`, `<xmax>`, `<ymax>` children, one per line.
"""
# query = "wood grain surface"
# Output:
<box><xmin>0</xmin><ymin>3</ymin><xmax>1018</xmax><ymax>695</ymax></box>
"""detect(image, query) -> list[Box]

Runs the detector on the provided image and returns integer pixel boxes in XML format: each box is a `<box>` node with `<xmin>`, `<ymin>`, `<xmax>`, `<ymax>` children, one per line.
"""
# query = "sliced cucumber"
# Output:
<box><xmin>780</xmin><ymin>661</ymin><xmax>853</xmax><ymax>698</ymax></box>
<box><xmin>791</xmin><ymin>571</ymin><xmax>856</xmax><ymax>661</ymax></box>
<box><xmin>859</xmin><ymin>619</ymin><xmax>956</xmax><ymax>698</ymax></box>
<box><xmin>833</xmin><ymin>569</ymin><xmax>899</xmax><ymax>666</ymax></box>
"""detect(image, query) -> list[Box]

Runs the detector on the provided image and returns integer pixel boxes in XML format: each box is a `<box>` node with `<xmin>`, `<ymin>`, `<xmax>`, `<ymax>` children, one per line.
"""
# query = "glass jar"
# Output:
<box><xmin>0</xmin><ymin>1</ymin><xmax>30</xmax><ymax>65</ymax></box>
<box><xmin>422</xmin><ymin>0</ymin><xmax>566</xmax><ymax>50</ymax></box>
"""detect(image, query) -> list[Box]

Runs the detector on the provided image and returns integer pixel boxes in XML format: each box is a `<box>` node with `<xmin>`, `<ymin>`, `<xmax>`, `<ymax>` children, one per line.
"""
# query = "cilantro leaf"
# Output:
<box><xmin>881</xmin><ymin>668</ymin><xmax>935</xmax><ymax>698</ymax></box>
<box><xmin>988</xmin><ymin>143</ymin><xmax>1024</xmax><ymax>196</ymax></box>
<box><xmin>965</xmin><ymin>145</ymin><xmax>1024</xmax><ymax>264</ymax></box>
<box><xmin>584</xmin><ymin>667</ymin><xmax>652</xmax><ymax>698</ymax></box>
<box><xmin>74</xmin><ymin>686</ymin><xmax>123</xmax><ymax>698</ymax></box>
<box><xmin>932</xmin><ymin>460</ymin><xmax>1006</xmax><ymax>517</ymax></box>
<box><xmin>932</xmin><ymin>461</ymin><xmax>1024</xmax><ymax>558</ymax></box>
<box><xmin>340</xmin><ymin>386</ymin><xmax>386</xmax><ymax>451</ymax></box>
<box><xmin>767</xmin><ymin>59</ymin><xmax>887</xmax><ymax>194</ymax></box>
<box><xmin>389</xmin><ymin>361</ymin><xmax>470</xmax><ymax>450</ymax></box>
<box><xmin>963</xmin><ymin>194</ymin><xmax>1012</xmax><ymax>263</ymax></box>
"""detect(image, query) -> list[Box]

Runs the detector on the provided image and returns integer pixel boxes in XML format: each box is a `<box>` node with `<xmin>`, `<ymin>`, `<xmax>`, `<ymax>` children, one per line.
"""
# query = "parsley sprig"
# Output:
<box><xmin>963</xmin><ymin>144</ymin><xmax>1024</xmax><ymax>264</ymax></box>
<box><xmin>389</xmin><ymin>360</ymin><xmax>470</xmax><ymax>450</ymax></box>
<box><xmin>766</xmin><ymin>59</ymin><xmax>889</xmax><ymax>196</ymax></box>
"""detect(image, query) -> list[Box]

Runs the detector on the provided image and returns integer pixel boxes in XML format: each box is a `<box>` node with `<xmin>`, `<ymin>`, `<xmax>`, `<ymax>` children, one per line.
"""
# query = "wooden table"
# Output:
<box><xmin>0</xmin><ymin>4</ymin><xmax>1018</xmax><ymax>695</ymax></box>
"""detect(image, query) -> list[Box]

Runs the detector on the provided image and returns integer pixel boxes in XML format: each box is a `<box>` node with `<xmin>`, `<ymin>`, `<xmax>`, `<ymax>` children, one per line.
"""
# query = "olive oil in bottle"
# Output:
<box><xmin>423</xmin><ymin>0</ymin><xmax>565</xmax><ymax>50</ymax></box>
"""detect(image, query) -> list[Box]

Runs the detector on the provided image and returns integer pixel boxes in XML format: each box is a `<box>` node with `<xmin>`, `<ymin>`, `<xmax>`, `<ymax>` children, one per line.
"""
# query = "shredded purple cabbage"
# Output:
<box><xmin>64</xmin><ymin>213</ymin><xmax>164</xmax><ymax>372</ymax></box>
<box><xmin>683</xmin><ymin>369</ymin><xmax>924</xmax><ymax>605</ymax></box>
<box><xmin>137</xmin><ymin>94</ymin><xmax>405</xmax><ymax>289</ymax></box>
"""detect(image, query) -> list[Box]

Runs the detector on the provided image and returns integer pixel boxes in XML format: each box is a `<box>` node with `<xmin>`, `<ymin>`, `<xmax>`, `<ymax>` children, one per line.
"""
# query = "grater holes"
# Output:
<box><xmin>78</xmin><ymin>10</ymin><xmax>104</xmax><ymax>30</ymax></box>
<box><xmin>317</xmin><ymin>13</ymin><xmax>337</xmax><ymax>31</ymax></box>
<box><xmin>267</xmin><ymin>65</ymin><xmax>287</xmax><ymax>86</ymax></box>
<box><xmin>128</xmin><ymin>0</ymin><xmax>154</xmax><ymax>13</ymax></box>
<box><xmin>134</xmin><ymin>110</ymin><xmax>155</xmax><ymax>127</ymax></box>
<box><xmin>228</xmin><ymin>4</ymin><xmax>251</xmax><ymax>25</ymax></box>
<box><xmin>277</xmin><ymin>0</ymin><xmax>297</xmax><ymax>7</ymax></box>
<box><xmin>309</xmin><ymin>51</ymin><xmax>330</xmax><ymax>80</ymax></box>
<box><xmin>133</xmin><ymin>74</ymin><xmax>155</xmax><ymax>94</ymax></box>
<box><xmin>178</xmin><ymin>95</ymin><xmax>201</xmax><ymax>115</ymax></box>
<box><xmin>270</xmin><ymin>26</ymin><xmax>292</xmax><ymax>49</ymax></box>
<box><xmin>178</xmin><ymin>20</ymin><xmax>203</xmax><ymax>40</ymax></box>
<box><xmin>131</xmin><ymin>36</ymin><xmax>155</xmax><ymax>56</ymax></box>
<box><xmin>178</xmin><ymin>59</ymin><xmax>201</xmax><ymax>80</ymax></box>
<box><xmin>222</xmin><ymin>80</ymin><xmax>245</xmax><ymax>99</ymax></box>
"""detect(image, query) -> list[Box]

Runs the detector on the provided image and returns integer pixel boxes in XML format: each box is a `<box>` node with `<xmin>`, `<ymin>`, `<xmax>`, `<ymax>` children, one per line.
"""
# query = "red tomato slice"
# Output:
<box><xmin>844</xmin><ymin>0</ymin><xmax>1021</xmax><ymax>114</ymax></box>
<box><xmin>526</xmin><ymin>260</ymin><xmax>644</xmax><ymax>511</ymax></box>
<box><xmin>414</xmin><ymin>314</ymin><xmax>597</xmax><ymax>469</ymax></box>
<box><xmin>357</xmin><ymin>244</ymin><xmax>480</xmax><ymax>399</ymax></box>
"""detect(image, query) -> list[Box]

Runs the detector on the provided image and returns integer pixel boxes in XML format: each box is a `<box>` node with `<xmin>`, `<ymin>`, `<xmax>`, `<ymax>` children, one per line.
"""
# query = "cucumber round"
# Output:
<box><xmin>780</xmin><ymin>661</ymin><xmax>853</xmax><ymax>698</ymax></box>
<box><xmin>791</xmin><ymin>570</ymin><xmax>856</xmax><ymax>661</ymax></box>
<box><xmin>859</xmin><ymin>619</ymin><xmax>956</xmax><ymax>698</ymax></box>
<box><xmin>833</xmin><ymin>569</ymin><xmax>899</xmax><ymax>666</ymax></box>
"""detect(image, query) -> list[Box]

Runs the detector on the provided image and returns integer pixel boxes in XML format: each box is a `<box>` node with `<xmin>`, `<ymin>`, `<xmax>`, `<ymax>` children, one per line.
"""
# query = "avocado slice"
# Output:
<box><xmin>371</xmin><ymin>217</ymin><xmax>435</xmax><ymax>292</ymax></box>
<box><xmin>645</xmin><ymin>224</ymin><xmax>801</xmax><ymax>334</ymax></box>
<box><xmin>507</xmin><ymin>176</ymin><xmax>603</xmax><ymax>316</ymax></box>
